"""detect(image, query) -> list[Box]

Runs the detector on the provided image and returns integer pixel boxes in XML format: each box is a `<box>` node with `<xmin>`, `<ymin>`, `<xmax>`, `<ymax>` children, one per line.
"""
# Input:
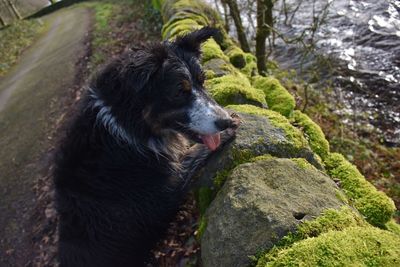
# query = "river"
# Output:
<box><xmin>206</xmin><ymin>0</ymin><xmax>400</xmax><ymax>146</ymax></box>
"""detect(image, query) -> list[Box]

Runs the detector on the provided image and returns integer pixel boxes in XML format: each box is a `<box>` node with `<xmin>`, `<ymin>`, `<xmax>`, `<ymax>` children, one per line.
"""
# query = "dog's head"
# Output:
<box><xmin>91</xmin><ymin>27</ymin><xmax>237</xmax><ymax>151</ymax></box>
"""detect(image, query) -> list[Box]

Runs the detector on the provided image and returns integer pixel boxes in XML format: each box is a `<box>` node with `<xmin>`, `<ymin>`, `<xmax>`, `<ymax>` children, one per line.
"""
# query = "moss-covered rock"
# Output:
<box><xmin>290</xmin><ymin>158</ymin><xmax>317</xmax><ymax>170</ymax></box>
<box><xmin>227</xmin><ymin>105</ymin><xmax>307</xmax><ymax>150</ymax></box>
<box><xmin>202</xmin><ymin>58</ymin><xmax>235</xmax><ymax>78</ymax></box>
<box><xmin>206</xmin><ymin>74</ymin><xmax>267</xmax><ymax>107</ymax></box>
<box><xmin>240</xmin><ymin>52</ymin><xmax>258</xmax><ymax>78</ymax></box>
<box><xmin>292</xmin><ymin>110</ymin><xmax>330</xmax><ymax>160</ymax></box>
<box><xmin>257</xmin><ymin>226</ymin><xmax>400</xmax><ymax>266</ymax></box>
<box><xmin>201</xmin><ymin>38</ymin><xmax>229</xmax><ymax>63</ymax></box>
<box><xmin>193</xmin><ymin>110</ymin><xmax>323</xmax><ymax>190</ymax></box>
<box><xmin>161</xmin><ymin>11</ymin><xmax>209</xmax><ymax>39</ymax></box>
<box><xmin>225</xmin><ymin>45</ymin><xmax>246</xmax><ymax>68</ymax></box>
<box><xmin>161</xmin><ymin>0</ymin><xmax>211</xmax><ymax>22</ymax></box>
<box><xmin>252</xmin><ymin>75</ymin><xmax>295</xmax><ymax>117</ymax></box>
<box><xmin>250</xmin><ymin>154</ymin><xmax>275</xmax><ymax>162</ymax></box>
<box><xmin>162</xmin><ymin>18</ymin><xmax>202</xmax><ymax>39</ymax></box>
<box><xmin>324</xmin><ymin>153</ymin><xmax>396</xmax><ymax>226</ymax></box>
<box><xmin>201</xmin><ymin>158</ymin><xmax>346</xmax><ymax>267</ymax></box>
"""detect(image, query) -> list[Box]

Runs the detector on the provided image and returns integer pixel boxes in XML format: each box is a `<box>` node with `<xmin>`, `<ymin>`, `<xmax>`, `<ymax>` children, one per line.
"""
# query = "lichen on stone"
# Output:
<box><xmin>227</xmin><ymin>105</ymin><xmax>308</xmax><ymax>150</ymax></box>
<box><xmin>205</xmin><ymin>74</ymin><xmax>267</xmax><ymax>107</ymax></box>
<box><xmin>252</xmin><ymin>75</ymin><xmax>295</xmax><ymax>117</ymax></box>
<box><xmin>257</xmin><ymin>226</ymin><xmax>400</xmax><ymax>266</ymax></box>
<box><xmin>292</xmin><ymin>110</ymin><xmax>330</xmax><ymax>160</ymax></box>
<box><xmin>324</xmin><ymin>152</ymin><xmax>396</xmax><ymax>226</ymax></box>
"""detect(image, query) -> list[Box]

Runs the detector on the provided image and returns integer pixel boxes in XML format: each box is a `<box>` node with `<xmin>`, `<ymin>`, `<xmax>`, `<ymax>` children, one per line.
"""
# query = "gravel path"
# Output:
<box><xmin>0</xmin><ymin>6</ymin><xmax>91</xmax><ymax>266</ymax></box>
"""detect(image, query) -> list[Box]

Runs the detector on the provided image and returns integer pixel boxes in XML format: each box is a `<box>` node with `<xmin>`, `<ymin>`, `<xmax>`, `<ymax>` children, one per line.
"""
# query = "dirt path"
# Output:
<box><xmin>0</xmin><ymin>6</ymin><xmax>91</xmax><ymax>266</ymax></box>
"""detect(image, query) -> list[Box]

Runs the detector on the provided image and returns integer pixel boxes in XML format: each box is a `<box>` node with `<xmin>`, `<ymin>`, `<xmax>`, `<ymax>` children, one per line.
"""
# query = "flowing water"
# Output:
<box><xmin>206</xmin><ymin>0</ymin><xmax>400</xmax><ymax>145</ymax></box>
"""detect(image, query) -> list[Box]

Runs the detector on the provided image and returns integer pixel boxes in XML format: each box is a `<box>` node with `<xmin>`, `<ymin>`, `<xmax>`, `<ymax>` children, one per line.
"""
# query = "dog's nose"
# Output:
<box><xmin>215</xmin><ymin>118</ymin><xmax>233</xmax><ymax>131</ymax></box>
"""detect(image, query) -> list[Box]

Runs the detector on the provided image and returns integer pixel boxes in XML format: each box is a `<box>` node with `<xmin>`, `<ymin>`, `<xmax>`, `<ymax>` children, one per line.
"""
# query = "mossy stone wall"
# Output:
<box><xmin>158</xmin><ymin>0</ymin><xmax>399</xmax><ymax>265</ymax></box>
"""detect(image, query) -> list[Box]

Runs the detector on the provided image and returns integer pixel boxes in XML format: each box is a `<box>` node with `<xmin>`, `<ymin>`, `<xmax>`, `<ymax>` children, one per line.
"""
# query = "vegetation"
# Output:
<box><xmin>206</xmin><ymin>74</ymin><xmax>267</xmax><ymax>107</ymax></box>
<box><xmin>252</xmin><ymin>75</ymin><xmax>295</xmax><ymax>117</ymax></box>
<box><xmin>0</xmin><ymin>18</ymin><xmax>44</xmax><ymax>77</ymax></box>
<box><xmin>324</xmin><ymin>153</ymin><xmax>395</xmax><ymax>226</ymax></box>
<box><xmin>292</xmin><ymin>110</ymin><xmax>330</xmax><ymax>160</ymax></box>
<box><xmin>257</xmin><ymin>226</ymin><xmax>400</xmax><ymax>266</ymax></box>
<box><xmin>227</xmin><ymin>104</ymin><xmax>308</xmax><ymax>150</ymax></box>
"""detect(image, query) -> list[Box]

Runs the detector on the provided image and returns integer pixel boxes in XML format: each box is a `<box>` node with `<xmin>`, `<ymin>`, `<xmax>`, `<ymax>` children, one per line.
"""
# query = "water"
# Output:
<box><xmin>206</xmin><ymin>0</ymin><xmax>400</xmax><ymax>145</ymax></box>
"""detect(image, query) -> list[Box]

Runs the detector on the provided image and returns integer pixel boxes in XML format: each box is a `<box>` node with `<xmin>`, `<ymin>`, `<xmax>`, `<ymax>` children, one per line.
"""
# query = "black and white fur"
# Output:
<box><xmin>54</xmin><ymin>27</ymin><xmax>238</xmax><ymax>267</ymax></box>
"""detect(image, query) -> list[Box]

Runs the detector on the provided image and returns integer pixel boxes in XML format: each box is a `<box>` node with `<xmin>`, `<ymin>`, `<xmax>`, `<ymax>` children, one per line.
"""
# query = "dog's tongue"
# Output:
<box><xmin>200</xmin><ymin>133</ymin><xmax>221</xmax><ymax>151</ymax></box>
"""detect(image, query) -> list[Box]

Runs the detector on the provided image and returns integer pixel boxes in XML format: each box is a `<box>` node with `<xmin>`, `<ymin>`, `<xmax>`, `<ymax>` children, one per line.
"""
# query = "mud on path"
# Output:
<box><xmin>0</xmin><ymin>6</ymin><xmax>91</xmax><ymax>266</ymax></box>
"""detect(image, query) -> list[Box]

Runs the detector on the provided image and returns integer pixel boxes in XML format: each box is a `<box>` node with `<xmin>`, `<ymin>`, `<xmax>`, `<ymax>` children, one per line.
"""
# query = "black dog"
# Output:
<box><xmin>54</xmin><ymin>27</ymin><xmax>238</xmax><ymax>266</ymax></box>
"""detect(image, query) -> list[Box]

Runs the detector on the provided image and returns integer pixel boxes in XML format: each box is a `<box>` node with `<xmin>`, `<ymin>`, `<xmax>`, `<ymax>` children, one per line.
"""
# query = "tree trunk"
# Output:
<box><xmin>255</xmin><ymin>0</ymin><xmax>273</xmax><ymax>75</ymax></box>
<box><xmin>224</xmin><ymin>0</ymin><xmax>251</xmax><ymax>52</ymax></box>
<box><xmin>221</xmin><ymin>0</ymin><xmax>230</xmax><ymax>33</ymax></box>
<box><xmin>7</xmin><ymin>0</ymin><xmax>22</xmax><ymax>20</ymax></box>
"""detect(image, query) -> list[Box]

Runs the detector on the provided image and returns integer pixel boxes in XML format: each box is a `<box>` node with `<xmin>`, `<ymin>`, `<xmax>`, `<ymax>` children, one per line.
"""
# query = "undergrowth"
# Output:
<box><xmin>0</xmin><ymin>19</ymin><xmax>45</xmax><ymax>77</ymax></box>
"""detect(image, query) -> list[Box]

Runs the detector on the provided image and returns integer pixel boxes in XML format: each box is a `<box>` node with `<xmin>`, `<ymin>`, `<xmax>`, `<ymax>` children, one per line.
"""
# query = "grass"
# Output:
<box><xmin>75</xmin><ymin>0</ymin><xmax>162</xmax><ymax>70</ymax></box>
<box><xmin>0</xmin><ymin>19</ymin><xmax>45</xmax><ymax>77</ymax></box>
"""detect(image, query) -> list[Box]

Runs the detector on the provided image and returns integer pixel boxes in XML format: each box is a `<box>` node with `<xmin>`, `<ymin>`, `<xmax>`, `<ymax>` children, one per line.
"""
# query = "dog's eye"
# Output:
<box><xmin>181</xmin><ymin>80</ymin><xmax>191</xmax><ymax>93</ymax></box>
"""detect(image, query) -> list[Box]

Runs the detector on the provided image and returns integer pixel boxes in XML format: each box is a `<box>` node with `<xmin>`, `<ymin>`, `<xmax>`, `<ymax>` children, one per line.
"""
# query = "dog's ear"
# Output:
<box><xmin>174</xmin><ymin>27</ymin><xmax>219</xmax><ymax>57</ymax></box>
<box><xmin>127</xmin><ymin>44</ymin><xmax>168</xmax><ymax>92</ymax></box>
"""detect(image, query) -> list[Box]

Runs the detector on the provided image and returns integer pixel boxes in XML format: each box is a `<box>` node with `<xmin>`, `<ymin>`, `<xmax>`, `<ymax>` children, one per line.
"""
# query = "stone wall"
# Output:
<box><xmin>158</xmin><ymin>0</ymin><xmax>399</xmax><ymax>266</ymax></box>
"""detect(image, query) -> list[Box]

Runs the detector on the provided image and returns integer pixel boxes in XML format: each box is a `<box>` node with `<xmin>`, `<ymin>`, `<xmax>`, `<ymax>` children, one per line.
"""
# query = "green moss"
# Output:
<box><xmin>89</xmin><ymin>3</ymin><xmax>117</xmax><ymax>67</ymax></box>
<box><xmin>164</xmin><ymin>18</ymin><xmax>203</xmax><ymax>40</ymax></box>
<box><xmin>206</xmin><ymin>74</ymin><xmax>267</xmax><ymax>107</ymax></box>
<box><xmin>0</xmin><ymin>19</ymin><xmax>45</xmax><ymax>77</ymax></box>
<box><xmin>282</xmin><ymin>207</ymin><xmax>366</xmax><ymax>247</ymax></box>
<box><xmin>162</xmin><ymin>14</ymin><xmax>208</xmax><ymax>40</ymax></box>
<box><xmin>201</xmin><ymin>38</ymin><xmax>229</xmax><ymax>63</ymax></box>
<box><xmin>324</xmin><ymin>153</ymin><xmax>396</xmax><ymax>226</ymax></box>
<box><xmin>257</xmin><ymin>226</ymin><xmax>400</xmax><ymax>266</ymax></box>
<box><xmin>196</xmin><ymin>187</ymin><xmax>213</xmax><ymax>216</ymax></box>
<box><xmin>241</xmin><ymin>53</ymin><xmax>258</xmax><ymax>78</ymax></box>
<box><xmin>290</xmin><ymin>158</ymin><xmax>316</xmax><ymax>170</ymax></box>
<box><xmin>162</xmin><ymin>11</ymin><xmax>208</xmax><ymax>36</ymax></box>
<box><xmin>385</xmin><ymin>219</ymin><xmax>400</xmax><ymax>236</ymax></box>
<box><xmin>227</xmin><ymin>105</ymin><xmax>308</xmax><ymax>150</ymax></box>
<box><xmin>215</xmin><ymin>26</ymin><xmax>235</xmax><ymax>50</ymax></box>
<box><xmin>250</xmin><ymin>154</ymin><xmax>275</xmax><ymax>162</ymax></box>
<box><xmin>292</xmin><ymin>110</ymin><xmax>330</xmax><ymax>160</ymax></box>
<box><xmin>255</xmin><ymin>207</ymin><xmax>366</xmax><ymax>266</ymax></box>
<box><xmin>213</xmin><ymin>169</ymin><xmax>231</xmax><ymax>191</ymax></box>
<box><xmin>152</xmin><ymin>0</ymin><xmax>162</xmax><ymax>11</ymax></box>
<box><xmin>225</xmin><ymin>46</ymin><xmax>246</xmax><ymax>68</ymax></box>
<box><xmin>252</xmin><ymin>75</ymin><xmax>295</xmax><ymax>117</ymax></box>
<box><xmin>161</xmin><ymin>0</ymin><xmax>210</xmax><ymax>21</ymax></box>
<box><xmin>335</xmin><ymin>189</ymin><xmax>350</xmax><ymax>205</ymax></box>
<box><xmin>204</xmin><ymin>69</ymin><xmax>215</xmax><ymax>79</ymax></box>
<box><xmin>196</xmin><ymin>216</ymin><xmax>207</xmax><ymax>240</ymax></box>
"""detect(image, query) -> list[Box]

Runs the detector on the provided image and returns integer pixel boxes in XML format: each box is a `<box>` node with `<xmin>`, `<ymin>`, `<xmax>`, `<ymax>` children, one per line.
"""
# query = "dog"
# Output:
<box><xmin>53</xmin><ymin>27</ymin><xmax>239</xmax><ymax>267</ymax></box>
